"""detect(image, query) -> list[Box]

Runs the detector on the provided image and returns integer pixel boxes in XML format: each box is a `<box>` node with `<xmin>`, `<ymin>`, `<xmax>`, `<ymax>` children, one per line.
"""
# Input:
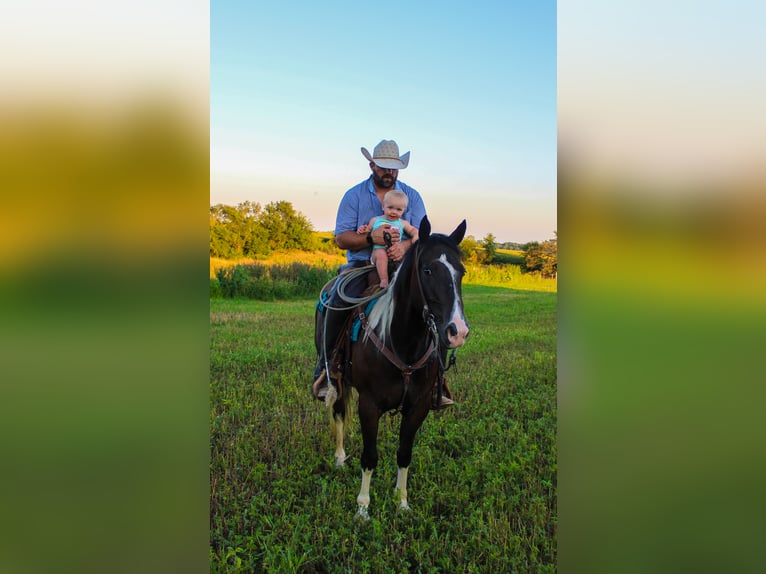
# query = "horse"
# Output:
<box><xmin>323</xmin><ymin>216</ymin><xmax>469</xmax><ymax>519</ymax></box>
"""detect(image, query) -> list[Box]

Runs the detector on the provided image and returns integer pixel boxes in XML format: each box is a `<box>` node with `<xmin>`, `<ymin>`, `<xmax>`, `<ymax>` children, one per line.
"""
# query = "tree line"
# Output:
<box><xmin>211</xmin><ymin>201</ymin><xmax>557</xmax><ymax>278</ymax></box>
<box><xmin>210</xmin><ymin>201</ymin><xmax>320</xmax><ymax>258</ymax></box>
<box><xmin>459</xmin><ymin>232</ymin><xmax>557</xmax><ymax>279</ymax></box>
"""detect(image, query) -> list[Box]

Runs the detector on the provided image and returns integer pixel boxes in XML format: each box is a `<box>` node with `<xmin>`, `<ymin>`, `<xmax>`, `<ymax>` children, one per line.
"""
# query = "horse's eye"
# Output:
<box><xmin>423</xmin><ymin>268</ymin><xmax>432</xmax><ymax>276</ymax></box>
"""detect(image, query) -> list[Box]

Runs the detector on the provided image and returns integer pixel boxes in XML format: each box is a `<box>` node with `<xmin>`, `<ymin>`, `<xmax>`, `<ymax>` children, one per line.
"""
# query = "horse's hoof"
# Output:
<box><xmin>355</xmin><ymin>506</ymin><xmax>370</xmax><ymax>521</ymax></box>
<box><xmin>334</xmin><ymin>455</ymin><xmax>348</xmax><ymax>468</ymax></box>
<box><xmin>398</xmin><ymin>501</ymin><xmax>411</xmax><ymax>512</ymax></box>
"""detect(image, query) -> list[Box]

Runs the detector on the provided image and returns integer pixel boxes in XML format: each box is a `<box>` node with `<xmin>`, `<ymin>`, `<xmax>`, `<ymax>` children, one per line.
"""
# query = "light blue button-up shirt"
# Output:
<box><xmin>334</xmin><ymin>176</ymin><xmax>427</xmax><ymax>263</ymax></box>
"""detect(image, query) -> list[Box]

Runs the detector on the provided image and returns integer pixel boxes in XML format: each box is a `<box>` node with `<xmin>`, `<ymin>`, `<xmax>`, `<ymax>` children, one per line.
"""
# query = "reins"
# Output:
<box><xmin>358</xmin><ymin>309</ymin><xmax>436</xmax><ymax>414</ymax></box>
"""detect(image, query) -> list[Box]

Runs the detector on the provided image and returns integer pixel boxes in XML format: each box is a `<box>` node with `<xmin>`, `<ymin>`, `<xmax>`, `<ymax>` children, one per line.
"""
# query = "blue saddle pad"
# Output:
<box><xmin>351</xmin><ymin>299</ymin><xmax>379</xmax><ymax>342</ymax></box>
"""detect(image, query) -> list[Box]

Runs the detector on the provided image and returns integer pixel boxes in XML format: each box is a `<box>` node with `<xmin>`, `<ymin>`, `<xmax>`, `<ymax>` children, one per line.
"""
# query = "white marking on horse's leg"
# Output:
<box><xmin>395</xmin><ymin>466</ymin><xmax>410</xmax><ymax>511</ymax></box>
<box><xmin>334</xmin><ymin>418</ymin><xmax>346</xmax><ymax>467</ymax></box>
<box><xmin>356</xmin><ymin>468</ymin><xmax>373</xmax><ymax>519</ymax></box>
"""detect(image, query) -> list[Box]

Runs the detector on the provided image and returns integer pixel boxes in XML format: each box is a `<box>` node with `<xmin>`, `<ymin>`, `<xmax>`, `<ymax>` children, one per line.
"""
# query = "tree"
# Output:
<box><xmin>523</xmin><ymin>232</ymin><xmax>557</xmax><ymax>278</ymax></box>
<box><xmin>257</xmin><ymin>201</ymin><xmax>317</xmax><ymax>251</ymax></box>
<box><xmin>481</xmin><ymin>233</ymin><xmax>498</xmax><ymax>263</ymax></box>
<box><xmin>459</xmin><ymin>235</ymin><xmax>480</xmax><ymax>263</ymax></box>
<box><xmin>210</xmin><ymin>204</ymin><xmax>246</xmax><ymax>258</ymax></box>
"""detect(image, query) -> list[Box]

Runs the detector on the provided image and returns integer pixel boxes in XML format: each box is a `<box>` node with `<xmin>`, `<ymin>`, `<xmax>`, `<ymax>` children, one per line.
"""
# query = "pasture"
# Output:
<box><xmin>210</xmin><ymin>284</ymin><xmax>557</xmax><ymax>572</ymax></box>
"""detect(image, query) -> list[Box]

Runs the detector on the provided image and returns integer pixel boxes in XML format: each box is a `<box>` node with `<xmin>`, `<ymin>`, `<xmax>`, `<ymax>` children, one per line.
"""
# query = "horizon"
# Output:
<box><xmin>210</xmin><ymin>196</ymin><xmax>554</xmax><ymax>246</ymax></box>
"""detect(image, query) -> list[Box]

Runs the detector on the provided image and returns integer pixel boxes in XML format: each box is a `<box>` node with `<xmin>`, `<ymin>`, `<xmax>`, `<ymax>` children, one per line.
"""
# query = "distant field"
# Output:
<box><xmin>495</xmin><ymin>248</ymin><xmax>525</xmax><ymax>265</ymax></box>
<box><xmin>210</xmin><ymin>252</ymin><xmax>346</xmax><ymax>279</ymax></box>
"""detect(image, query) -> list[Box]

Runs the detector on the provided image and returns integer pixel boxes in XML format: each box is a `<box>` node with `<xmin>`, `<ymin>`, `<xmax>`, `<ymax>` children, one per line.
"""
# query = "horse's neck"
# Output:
<box><xmin>389</xmin><ymin>278</ymin><xmax>430</xmax><ymax>362</ymax></box>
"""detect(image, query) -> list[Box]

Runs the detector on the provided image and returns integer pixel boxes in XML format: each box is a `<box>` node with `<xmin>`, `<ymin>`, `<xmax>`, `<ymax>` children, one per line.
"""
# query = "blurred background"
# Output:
<box><xmin>1</xmin><ymin>1</ymin><xmax>764</xmax><ymax>573</ymax></box>
<box><xmin>559</xmin><ymin>1</ymin><xmax>766</xmax><ymax>572</ymax></box>
<box><xmin>0</xmin><ymin>2</ymin><xmax>210</xmax><ymax>573</ymax></box>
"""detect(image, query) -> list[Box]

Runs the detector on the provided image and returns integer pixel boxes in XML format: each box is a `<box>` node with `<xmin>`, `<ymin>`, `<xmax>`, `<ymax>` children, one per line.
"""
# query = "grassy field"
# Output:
<box><xmin>210</xmin><ymin>284</ymin><xmax>557</xmax><ymax>572</ymax></box>
<box><xmin>494</xmin><ymin>248</ymin><xmax>525</xmax><ymax>266</ymax></box>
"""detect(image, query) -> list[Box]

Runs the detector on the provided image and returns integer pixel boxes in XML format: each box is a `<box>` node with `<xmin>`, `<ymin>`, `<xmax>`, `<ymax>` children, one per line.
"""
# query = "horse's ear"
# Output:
<box><xmin>419</xmin><ymin>215</ymin><xmax>431</xmax><ymax>242</ymax></box>
<box><xmin>449</xmin><ymin>220</ymin><xmax>467</xmax><ymax>245</ymax></box>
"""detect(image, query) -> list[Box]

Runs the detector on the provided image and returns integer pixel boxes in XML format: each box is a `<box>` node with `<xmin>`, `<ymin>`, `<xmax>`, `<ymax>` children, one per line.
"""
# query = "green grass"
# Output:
<box><xmin>210</xmin><ymin>284</ymin><xmax>556</xmax><ymax>572</ymax></box>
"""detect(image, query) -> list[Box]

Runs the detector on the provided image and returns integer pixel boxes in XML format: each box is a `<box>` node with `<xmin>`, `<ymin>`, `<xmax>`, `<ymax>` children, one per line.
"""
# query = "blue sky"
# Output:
<box><xmin>211</xmin><ymin>1</ymin><xmax>557</xmax><ymax>243</ymax></box>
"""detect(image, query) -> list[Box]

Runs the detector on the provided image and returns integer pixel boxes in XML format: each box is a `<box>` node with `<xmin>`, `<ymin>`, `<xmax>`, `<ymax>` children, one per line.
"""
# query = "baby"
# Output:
<box><xmin>357</xmin><ymin>190</ymin><xmax>419</xmax><ymax>288</ymax></box>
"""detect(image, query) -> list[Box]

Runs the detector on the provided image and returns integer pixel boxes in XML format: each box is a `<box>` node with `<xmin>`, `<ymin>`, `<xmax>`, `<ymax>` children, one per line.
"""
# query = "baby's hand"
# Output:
<box><xmin>357</xmin><ymin>224</ymin><xmax>370</xmax><ymax>234</ymax></box>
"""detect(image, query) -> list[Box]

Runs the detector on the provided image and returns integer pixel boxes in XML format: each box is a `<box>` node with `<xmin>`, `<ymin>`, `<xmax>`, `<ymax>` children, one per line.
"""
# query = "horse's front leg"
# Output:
<box><xmin>395</xmin><ymin>402</ymin><xmax>430</xmax><ymax>511</ymax></box>
<box><xmin>394</xmin><ymin>467</ymin><xmax>410</xmax><ymax>511</ymax></box>
<box><xmin>356</xmin><ymin>394</ymin><xmax>381</xmax><ymax>520</ymax></box>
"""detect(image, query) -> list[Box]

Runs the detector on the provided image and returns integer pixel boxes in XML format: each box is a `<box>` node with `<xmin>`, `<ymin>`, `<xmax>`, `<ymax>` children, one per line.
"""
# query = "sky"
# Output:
<box><xmin>211</xmin><ymin>1</ymin><xmax>557</xmax><ymax>244</ymax></box>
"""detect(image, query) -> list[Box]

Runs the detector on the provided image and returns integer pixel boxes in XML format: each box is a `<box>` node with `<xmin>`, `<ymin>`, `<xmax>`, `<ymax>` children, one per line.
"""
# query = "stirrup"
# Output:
<box><xmin>432</xmin><ymin>391</ymin><xmax>455</xmax><ymax>410</ymax></box>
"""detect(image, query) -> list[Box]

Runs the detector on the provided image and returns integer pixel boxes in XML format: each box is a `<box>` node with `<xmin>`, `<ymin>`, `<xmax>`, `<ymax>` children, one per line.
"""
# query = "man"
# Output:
<box><xmin>335</xmin><ymin>139</ymin><xmax>424</xmax><ymax>267</ymax></box>
<box><xmin>312</xmin><ymin>139</ymin><xmax>454</xmax><ymax>408</ymax></box>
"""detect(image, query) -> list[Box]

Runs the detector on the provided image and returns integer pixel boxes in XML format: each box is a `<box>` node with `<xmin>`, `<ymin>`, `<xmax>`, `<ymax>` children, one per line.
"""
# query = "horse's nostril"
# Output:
<box><xmin>447</xmin><ymin>323</ymin><xmax>458</xmax><ymax>337</ymax></box>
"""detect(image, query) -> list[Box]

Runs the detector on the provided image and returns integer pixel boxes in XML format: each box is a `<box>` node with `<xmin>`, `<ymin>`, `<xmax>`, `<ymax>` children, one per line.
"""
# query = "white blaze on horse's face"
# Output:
<box><xmin>438</xmin><ymin>253</ymin><xmax>469</xmax><ymax>348</ymax></box>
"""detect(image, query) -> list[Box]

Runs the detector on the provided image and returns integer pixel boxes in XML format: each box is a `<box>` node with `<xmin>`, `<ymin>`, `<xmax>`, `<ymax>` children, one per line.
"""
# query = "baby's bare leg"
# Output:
<box><xmin>372</xmin><ymin>250</ymin><xmax>389</xmax><ymax>287</ymax></box>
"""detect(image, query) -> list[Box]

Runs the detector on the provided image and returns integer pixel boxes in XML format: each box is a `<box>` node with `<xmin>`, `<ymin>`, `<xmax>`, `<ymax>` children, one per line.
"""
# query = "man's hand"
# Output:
<box><xmin>375</xmin><ymin>223</ymin><xmax>400</xmax><ymax>244</ymax></box>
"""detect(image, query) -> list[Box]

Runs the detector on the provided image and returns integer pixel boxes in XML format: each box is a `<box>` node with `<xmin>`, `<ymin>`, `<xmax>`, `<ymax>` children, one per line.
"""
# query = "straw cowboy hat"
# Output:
<box><xmin>361</xmin><ymin>140</ymin><xmax>410</xmax><ymax>170</ymax></box>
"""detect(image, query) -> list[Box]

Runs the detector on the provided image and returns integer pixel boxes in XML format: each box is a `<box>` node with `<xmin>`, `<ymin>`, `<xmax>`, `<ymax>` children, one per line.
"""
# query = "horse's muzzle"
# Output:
<box><xmin>446</xmin><ymin>319</ymin><xmax>469</xmax><ymax>348</ymax></box>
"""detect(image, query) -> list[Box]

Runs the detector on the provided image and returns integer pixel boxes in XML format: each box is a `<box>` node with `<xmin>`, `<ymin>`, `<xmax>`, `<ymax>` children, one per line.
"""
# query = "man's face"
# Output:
<box><xmin>371</xmin><ymin>163</ymin><xmax>398</xmax><ymax>189</ymax></box>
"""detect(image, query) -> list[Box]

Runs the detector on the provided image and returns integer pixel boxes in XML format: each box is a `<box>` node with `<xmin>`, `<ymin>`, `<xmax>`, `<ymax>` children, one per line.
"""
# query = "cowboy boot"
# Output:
<box><xmin>312</xmin><ymin>362</ymin><xmax>329</xmax><ymax>400</ymax></box>
<box><xmin>431</xmin><ymin>379</ymin><xmax>455</xmax><ymax>410</ymax></box>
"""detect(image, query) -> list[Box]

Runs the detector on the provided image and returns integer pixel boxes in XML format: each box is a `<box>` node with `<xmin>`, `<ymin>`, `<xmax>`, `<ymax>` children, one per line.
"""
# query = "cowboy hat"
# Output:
<box><xmin>361</xmin><ymin>139</ymin><xmax>410</xmax><ymax>170</ymax></box>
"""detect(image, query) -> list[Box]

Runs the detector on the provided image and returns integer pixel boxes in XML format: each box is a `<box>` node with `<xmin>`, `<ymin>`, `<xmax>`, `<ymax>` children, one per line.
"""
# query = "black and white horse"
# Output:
<box><xmin>326</xmin><ymin>217</ymin><xmax>469</xmax><ymax>519</ymax></box>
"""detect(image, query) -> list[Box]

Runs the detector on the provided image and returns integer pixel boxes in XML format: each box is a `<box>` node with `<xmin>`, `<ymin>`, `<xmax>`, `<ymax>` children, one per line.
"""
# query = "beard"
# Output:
<box><xmin>372</xmin><ymin>172</ymin><xmax>397</xmax><ymax>189</ymax></box>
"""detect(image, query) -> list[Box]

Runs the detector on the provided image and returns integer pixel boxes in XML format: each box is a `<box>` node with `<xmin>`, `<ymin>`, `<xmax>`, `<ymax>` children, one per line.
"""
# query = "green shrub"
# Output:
<box><xmin>214</xmin><ymin>262</ymin><xmax>336</xmax><ymax>300</ymax></box>
<box><xmin>209</xmin><ymin>278</ymin><xmax>222</xmax><ymax>299</ymax></box>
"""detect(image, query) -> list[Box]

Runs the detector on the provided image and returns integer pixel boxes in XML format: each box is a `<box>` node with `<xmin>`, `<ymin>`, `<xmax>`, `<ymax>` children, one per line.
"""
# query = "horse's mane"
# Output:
<box><xmin>364</xmin><ymin>265</ymin><xmax>399</xmax><ymax>347</ymax></box>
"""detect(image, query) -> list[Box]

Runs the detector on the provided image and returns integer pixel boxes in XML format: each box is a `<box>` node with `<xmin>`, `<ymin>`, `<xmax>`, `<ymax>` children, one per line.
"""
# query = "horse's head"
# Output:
<box><xmin>414</xmin><ymin>217</ymin><xmax>470</xmax><ymax>349</ymax></box>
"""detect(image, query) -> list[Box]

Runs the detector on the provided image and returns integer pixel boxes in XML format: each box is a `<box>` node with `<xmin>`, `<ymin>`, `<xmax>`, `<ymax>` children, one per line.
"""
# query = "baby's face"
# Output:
<box><xmin>383</xmin><ymin>200</ymin><xmax>406</xmax><ymax>220</ymax></box>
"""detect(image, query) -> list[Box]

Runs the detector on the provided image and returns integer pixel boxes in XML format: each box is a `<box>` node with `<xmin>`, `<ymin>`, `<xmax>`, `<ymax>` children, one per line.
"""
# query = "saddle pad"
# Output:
<box><xmin>351</xmin><ymin>299</ymin><xmax>379</xmax><ymax>342</ymax></box>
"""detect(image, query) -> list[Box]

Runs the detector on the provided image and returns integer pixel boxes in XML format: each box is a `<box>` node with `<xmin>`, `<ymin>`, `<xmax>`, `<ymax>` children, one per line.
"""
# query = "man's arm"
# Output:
<box><xmin>336</xmin><ymin>223</ymin><xmax>397</xmax><ymax>250</ymax></box>
<box><xmin>335</xmin><ymin>230</ymin><xmax>370</xmax><ymax>251</ymax></box>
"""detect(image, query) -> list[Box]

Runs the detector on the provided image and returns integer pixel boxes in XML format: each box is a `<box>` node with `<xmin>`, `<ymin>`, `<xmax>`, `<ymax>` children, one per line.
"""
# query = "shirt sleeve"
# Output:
<box><xmin>334</xmin><ymin>186</ymin><xmax>361</xmax><ymax>236</ymax></box>
<box><xmin>403</xmin><ymin>186</ymin><xmax>427</xmax><ymax>230</ymax></box>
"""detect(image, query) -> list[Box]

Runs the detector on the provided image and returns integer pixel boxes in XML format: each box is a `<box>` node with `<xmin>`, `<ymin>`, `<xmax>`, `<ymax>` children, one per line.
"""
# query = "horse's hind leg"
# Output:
<box><xmin>331</xmin><ymin>395</ymin><xmax>347</xmax><ymax>467</ymax></box>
